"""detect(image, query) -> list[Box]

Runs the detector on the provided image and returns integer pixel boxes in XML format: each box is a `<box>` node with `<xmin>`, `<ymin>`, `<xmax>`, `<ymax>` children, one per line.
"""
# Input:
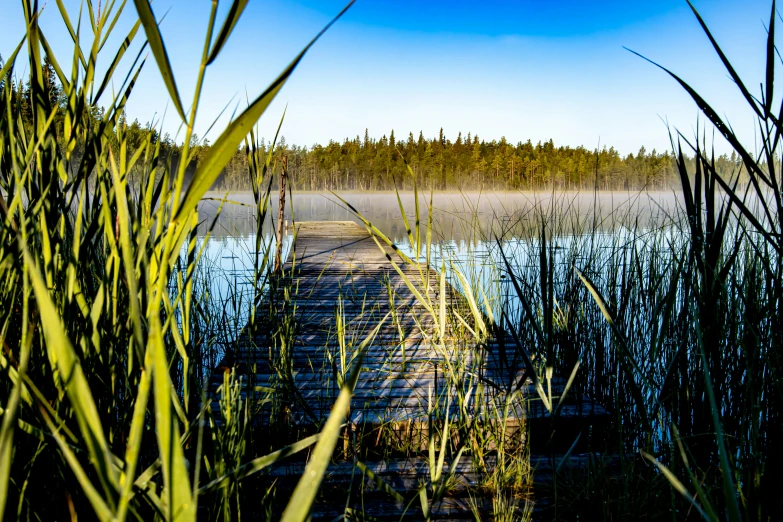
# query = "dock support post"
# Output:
<box><xmin>274</xmin><ymin>155</ymin><xmax>288</xmax><ymax>273</ymax></box>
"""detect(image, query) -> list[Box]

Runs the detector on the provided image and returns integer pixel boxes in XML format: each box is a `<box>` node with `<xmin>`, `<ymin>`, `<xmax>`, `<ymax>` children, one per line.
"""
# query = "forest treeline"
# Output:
<box><xmin>2</xmin><ymin>55</ymin><xmax>744</xmax><ymax>192</ymax></box>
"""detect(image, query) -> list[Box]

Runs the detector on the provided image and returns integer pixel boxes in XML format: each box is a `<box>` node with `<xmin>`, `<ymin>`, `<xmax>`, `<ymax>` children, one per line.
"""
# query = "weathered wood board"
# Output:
<box><xmin>213</xmin><ymin>221</ymin><xmax>606</xmax><ymax>428</ymax></box>
<box><xmin>210</xmin><ymin>221</ymin><xmax>610</xmax><ymax>518</ymax></box>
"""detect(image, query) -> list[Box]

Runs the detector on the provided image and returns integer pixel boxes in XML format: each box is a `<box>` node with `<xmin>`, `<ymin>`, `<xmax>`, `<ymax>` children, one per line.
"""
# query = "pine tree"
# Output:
<box><xmin>91</xmin><ymin>116</ymin><xmax>684</xmax><ymax>192</ymax></box>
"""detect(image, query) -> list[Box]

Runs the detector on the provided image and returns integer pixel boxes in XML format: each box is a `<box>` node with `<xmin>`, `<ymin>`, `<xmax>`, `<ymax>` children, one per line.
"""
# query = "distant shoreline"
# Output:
<box><xmin>204</xmin><ymin>189</ymin><xmax>684</xmax><ymax>197</ymax></box>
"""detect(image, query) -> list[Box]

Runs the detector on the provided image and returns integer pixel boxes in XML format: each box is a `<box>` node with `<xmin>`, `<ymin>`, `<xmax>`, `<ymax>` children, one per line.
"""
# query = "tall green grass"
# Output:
<box><xmin>331</xmin><ymin>131</ymin><xmax>778</xmax><ymax>518</ymax></box>
<box><xmin>2</xmin><ymin>0</ymin><xmax>782</xmax><ymax>520</ymax></box>
<box><xmin>0</xmin><ymin>0</ymin><xmax>355</xmax><ymax>520</ymax></box>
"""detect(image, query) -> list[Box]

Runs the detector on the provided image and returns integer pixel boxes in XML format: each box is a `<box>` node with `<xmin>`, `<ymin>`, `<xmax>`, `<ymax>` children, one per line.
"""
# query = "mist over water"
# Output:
<box><xmin>196</xmin><ymin>190</ymin><xmax>687</xmax><ymax>330</ymax></box>
<box><xmin>198</xmin><ymin>190</ymin><xmax>685</xmax><ymax>242</ymax></box>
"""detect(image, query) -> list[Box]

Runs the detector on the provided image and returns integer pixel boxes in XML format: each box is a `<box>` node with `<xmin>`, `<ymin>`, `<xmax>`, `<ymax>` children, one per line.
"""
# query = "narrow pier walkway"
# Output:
<box><xmin>225</xmin><ymin>221</ymin><xmax>605</xmax><ymax>427</ymax></box>
<box><xmin>212</xmin><ymin>221</ymin><xmax>610</xmax><ymax>518</ymax></box>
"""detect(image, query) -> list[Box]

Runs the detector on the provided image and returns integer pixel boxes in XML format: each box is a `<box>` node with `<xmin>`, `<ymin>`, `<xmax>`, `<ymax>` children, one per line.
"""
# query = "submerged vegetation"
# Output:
<box><xmin>0</xmin><ymin>0</ymin><xmax>782</xmax><ymax>521</ymax></box>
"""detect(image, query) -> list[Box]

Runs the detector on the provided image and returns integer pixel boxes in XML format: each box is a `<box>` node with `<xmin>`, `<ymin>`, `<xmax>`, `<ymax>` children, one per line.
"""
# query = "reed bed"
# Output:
<box><xmin>0</xmin><ymin>0</ymin><xmax>357</xmax><ymax>520</ymax></box>
<box><xmin>1</xmin><ymin>0</ymin><xmax>782</xmax><ymax>521</ymax></box>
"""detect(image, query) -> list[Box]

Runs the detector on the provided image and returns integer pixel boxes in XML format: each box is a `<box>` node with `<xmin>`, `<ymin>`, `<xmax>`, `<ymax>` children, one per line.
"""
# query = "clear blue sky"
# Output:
<box><xmin>0</xmin><ymin>0</ymin><xmax>775</xmax><ymax>154</ymax></box>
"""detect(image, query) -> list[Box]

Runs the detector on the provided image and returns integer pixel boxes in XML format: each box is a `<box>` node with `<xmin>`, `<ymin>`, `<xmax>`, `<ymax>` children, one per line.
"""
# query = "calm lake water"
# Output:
<box><xmin>195</xmin><ymin>191</ymin><xmax>685</xmax><ymax>322</ymax></box>
<box><xmin>199</xmin><ymin>191</ymin><xmax>683</xmax><ymax>241</ymax></box>
<box><xmin>197</xmin><ymin>191</ymin><xmax>683</xmax><ymax>278</ymax></box>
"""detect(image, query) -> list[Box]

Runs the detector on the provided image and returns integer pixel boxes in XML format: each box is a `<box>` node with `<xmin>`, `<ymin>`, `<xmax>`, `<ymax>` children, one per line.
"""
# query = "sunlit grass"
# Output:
<box><xmin>2</xmin><ymin>0</ymin><xmax>782</xmax><ymax>520</ymax></box>
<box><xmin>0</xmin><ymin>0</ymin><xmax>353</xmax><ymax>520</ymax></box>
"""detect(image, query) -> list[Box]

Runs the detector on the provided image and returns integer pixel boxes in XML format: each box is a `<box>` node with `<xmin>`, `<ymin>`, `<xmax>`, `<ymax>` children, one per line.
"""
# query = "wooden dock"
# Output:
<box><xmin>211</xmin><ymin>221</ymin><xmax>609</xmax><ymax>518</ymax></box>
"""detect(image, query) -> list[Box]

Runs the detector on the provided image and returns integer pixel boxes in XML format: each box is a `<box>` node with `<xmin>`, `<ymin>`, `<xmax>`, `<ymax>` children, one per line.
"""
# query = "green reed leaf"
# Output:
<box><xmin>685</xmin><ymin>0</ymin><xmax>764</xmax><ymax>119</ymax></box>
<box><xmin>55</xmin><ymin>0</ymin><xmax>88</xmax><ymax>68</ymax></box>
<box><xmin>0</xmin><ymin>291</ymin><xmax>30</xmax><ymax>520</ymax></box>
<box><xmin>280</xmin><ymin>313</ymin><xmax>386</xmax><ymax>522</ymax></box>
<box><xmin>115</xmin><ymin>352</ymin><xmax>153</xmax><ymax>522</ymax></box>
<box><xmin>176</xmin><ymin>1</ymin><xmax>355</xmax><ymax>225</ymax></box>
<box><xmin>207</xmin><ymin>0</ymin><xmax>249</xmax><ymax>65</ymax></box>
<box><xmin>575</xmin><ymin>267</ymin><xmax>652</xmax><ymax>432</ymax></box>
<box><xmin>149</xmin><ymin>315</ymin><xmax>195</xmax><ymax>522</ymax></box>
<box><xmin>627</xmin><ymin>47</ymin><xmax>774</xmax><ymax>191</ymax></box>
<box><xmin>694</xmin><ymin>323</ymin><xmax>742</xmax><ymax>522</ymax></box>
<box><xmin>132</xmin><ymin>0</ymin><xmax>187</xmax><ymax>122</ymax></box>
<box><xmin>39</xmin><ymin>409</ymin><xmax>115</xmax><ymax>521</ymax></box>
<box><xmin>330</xmin><ymin>191</ymin><xmax>417</xmax><ymax>266</ymax></box>
<box><xmin>23</xmin><ymin>247</ymin><xmax>120</xmax><ymax>498</ymax></box>
<box><xmin>500</xmin><ymin>306</ymin><xmax>550</xmax><ymax>411</ymax></box>
<box><xmin>452</xmin><ymin>265</ymin><xmax>487</xmax><ymax>336</ymax></box>
<box><xmin>641</xmin><ymin>450</ymin><xmax>714</xmax><ymax>521</ymax></box>
<box><xmin>108</xmin><ymin>150</ymin><xmax>144</xmax><ymax>361</ymax></box>
<box><xmin>765</xmin><ymin>0</ymin><xmax>776</xmax><ymax>114</ymax></box>
<box><xmin>198</xmin><ymin>433</ymin><xmax>320</xmax><ymax>495</ymax></box>
<box><xmin>556</xmin><ymin>432</ymin><xmax>581</xmax><ymax>474</ymax></box>
<box><xmin>554</xmin><ymin>360</ymin><xmax>580</xmax><ymax>417</ymax></box>
<box><xmin>38</xmin><ymin>29</ymin><xmax>71</xmax><ymax>92</ymax></box>
<box><xmin>356</xmin><ymin>461</ymin><xmax>405</xmax><ymax>502</ymax></box>
<box><xmin>93</xmin><ymin>18</ymin><xmax>143</xmax><ymax>103</ymax></box>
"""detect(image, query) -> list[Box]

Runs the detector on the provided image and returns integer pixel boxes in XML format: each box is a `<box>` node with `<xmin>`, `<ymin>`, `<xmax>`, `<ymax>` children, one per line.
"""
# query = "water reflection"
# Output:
<box><xmin>197</xmin><ymin>191</ymin><xmax>683</xmax><ymax>242</ymax></box>
<box><xmin>193</xmin><ymin>191</ymin><xmax>685</xmax><ymax>354</ymax></box>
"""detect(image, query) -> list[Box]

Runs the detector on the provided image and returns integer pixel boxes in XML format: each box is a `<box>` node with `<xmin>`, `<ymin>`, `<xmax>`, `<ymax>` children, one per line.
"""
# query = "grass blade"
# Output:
<box><xmin>685</xmin><ymin>0</ymin><xmax>764</xmax><ymax>119</ymax></box>
<box><xmin>554</xmin><ymin>360</ymin><xmax>580</xmax><ymax>417</ymax></box>
<box><xmin>198</xmin><ymin>434</ymin><xmax>320</xmax><ymax>495</ymax></box>
<box><xmin>150</xmin><ymin>316</ymin><xmax>196</xmax><ymax>522</ymax></box>
<box><xmin>132</xmin><ymin>0</ymin><xmax>187</xmax><ymax>122</ymax></box>
<box><xmin>280</xmin><ymin>314</ymin><xmax>386</xmax><ymax>522</ymax></box>
<box><xmin>39</xmin><ymin>409</ymin><xmax>114</xmax><ymax>521</ymax></box>
<box><xmin>641</xmin><ymin>451</ymin><xmax>714</xmax><ymax>521</ymax></box>
<box><xmin>0</xmin><ymin>283</ymin><xmax>31</xmax><ymax>519</ymax></box>
<box><xmin>207</xmin><ymin>0</ymin><xmax>249</xmax><ymax>65</ymax></box>
<box><xmin>0</xmin><ymin>37</ymin><xmax>25</xmax><ymax>87</ymax></box>
<box><xmin>765</xmin><ymin>0</ymin><xmax>776</xmax><ymax>114</ymax></box>
<box><xmin>556</xmin><ymin>432</ymin><xmax>581</xmax><ymax>474</ymax></box>
<box><xmin>177</xmin><ymin>1</ymin><xmax>355</xmax><ymax>224</ymax></box>
<box><xmin>93</xmin><ymin>18</ymin><xmax>143</xmax><ymax>103</ymax></box>
<box><xmin>356</xmin><ymin>461</ymin><xmax>405</xmax><ymax>502</ymax></box>
<box><xmin>22</xmin><ymin>247</ymin><xmax>120</xmax><ymax>499</ymax></box>
<box><xmin>575</xmin><ymin>267</ymin><xmax>652</xmax><ymax>432</ymax></box>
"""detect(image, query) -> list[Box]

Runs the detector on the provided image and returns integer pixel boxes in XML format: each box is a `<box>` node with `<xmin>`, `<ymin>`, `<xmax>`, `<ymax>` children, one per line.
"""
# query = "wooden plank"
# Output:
<box><xmin>210</xmin><ymin>220</ymin><xmax>610</xmax><ymax>516</ymax></box>
<box><xmin>249</xmin><ymin>454</ymin><xmax>621</xmax><ymax>519</ymax></box>
<box><xmin>214</xmin><ymin>221</ymin><xmax>608</xmax><ymax>426</ymax></box>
